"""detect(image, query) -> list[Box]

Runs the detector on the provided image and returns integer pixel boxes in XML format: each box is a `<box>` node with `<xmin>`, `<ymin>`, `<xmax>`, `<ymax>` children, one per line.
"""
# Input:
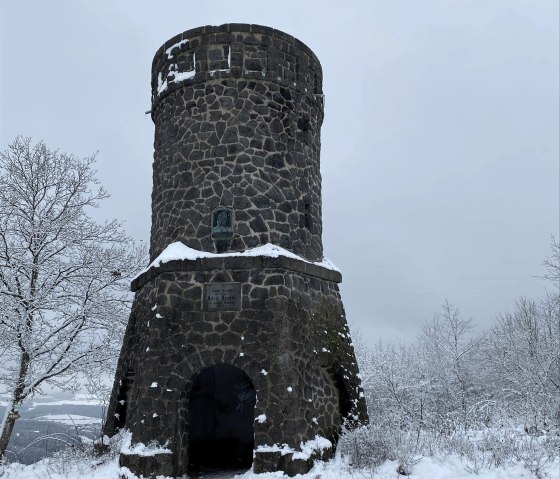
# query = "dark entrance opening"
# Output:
<box><xmin>187</xmin><ymin>364</ymin><xmax>256</xmax><ymax>473</ymax></box>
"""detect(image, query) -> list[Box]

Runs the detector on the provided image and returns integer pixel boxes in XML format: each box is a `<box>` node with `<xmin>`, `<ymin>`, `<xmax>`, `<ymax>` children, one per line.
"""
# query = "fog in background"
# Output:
<box><xmin>1</xmin><ymin>0</ymin><xmax>558</xmax><ymax>343</ymax></box>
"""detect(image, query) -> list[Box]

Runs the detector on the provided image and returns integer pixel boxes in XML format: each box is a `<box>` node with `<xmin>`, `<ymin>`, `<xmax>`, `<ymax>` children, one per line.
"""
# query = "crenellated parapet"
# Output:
<box><xmin>151</xmin><ymin>24</ymin><xmax>324</xmax><ymax>115</ymax></box>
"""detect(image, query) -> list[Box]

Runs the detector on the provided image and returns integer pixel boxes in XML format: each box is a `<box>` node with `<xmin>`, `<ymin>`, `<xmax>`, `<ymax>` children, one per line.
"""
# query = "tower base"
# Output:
<box><xmin>105</xmin><ymin>248</ymin><xmax>368</xmax><ymax>478</ymax></box>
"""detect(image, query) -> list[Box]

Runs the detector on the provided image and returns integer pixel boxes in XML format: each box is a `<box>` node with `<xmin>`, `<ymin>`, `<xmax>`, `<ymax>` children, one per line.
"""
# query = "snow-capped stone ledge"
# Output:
<box><xmin>254</xmin><ymin>435</ymin><xmax>334</xmax><ymax>475</ymax></box>
<box><xmin>119</xmin><ymin>432</ymin><xmax>175</xmax><ymax>478</ymax></box>
<box><xmin>256</xmin><ymin>435</ymin><xmax>332</xmax><ymax>460</ymax></box>
<box><xmin>131</xmin><ymin>242</ymin><xmax>342</xmax><ymax>291</ymax></box>
<box><xmin>120</xmin><ymin>432</ymin><xmax>171</xmax><ymax>456</ymax></box>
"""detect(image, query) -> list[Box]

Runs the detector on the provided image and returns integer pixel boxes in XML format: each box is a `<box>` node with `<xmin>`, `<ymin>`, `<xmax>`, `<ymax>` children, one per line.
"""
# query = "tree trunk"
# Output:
<box><xmin>0</xmin><ymin>397</ymin><xmax>21</xmax><ymax>460</ymax></box>
<box><xmin>0</xmin><ymin>350</ymin><xmax>29</xmax><ymax>460</ymax></box>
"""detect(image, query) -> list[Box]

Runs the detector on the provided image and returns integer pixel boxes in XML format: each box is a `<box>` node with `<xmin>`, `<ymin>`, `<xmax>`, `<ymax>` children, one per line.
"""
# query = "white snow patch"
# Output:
<box><xmin>135</xmin><ymin>241</ymin><xmax>340</xmax><ymax>279</ymax></box>
<box><xmin>156</xmin><ymin>313</ymin><xmax>163</xmax><ymax>318</ymax></box>
<box><xmin>260</xmin><ymin>369</ymin><xmax>268</xmax><ymax>375</ymax></box>
<box><xmin>157</xmin><ymin>72</ymin><xmax>168</xmax><ymax>95</ymax></box>
<box><xmin>255</xmin><ymin>443</ymin><xmax>294</xmax><ymax>455</ymax></box>
<box><xmin>293</xmin><ymin>435</ymin><xmax>332</xmax><ymax>460</ymax></box>
<box><xmin>287</xmin><ymin>387</ymin><xmax>293</xmax><ymax>393</ymax></box>
<box><xmin>314</xmin><ymin>257</ymin><xmax>340</xmax><ymax>272</ymax></box>
<box><xmin>255</xmin><ymin>435</ymin><xmax>332</xmax><ymax>461</ymax></box>
<box><xmin>255</xmin><ymin>414</ymin><xmax>267</xmax><ymax>423</ymax></box>
<box><xmin>150</xmin><ymin>382</ymin><xmax>158</xmax><ymax>388</ymax></box>
<box><xmin>169</xmin><ymin>65</ymin><xmax>196</xmax><ymax>83</ymax></box>
<box><xmin>151</xmin><ymin>304</ymin><xmax>157</xmax><ymax>310</ymax></box>
<box><xmin>158</xmin><ymin>51</ymin><xmax>197</xmax><ymax>96</ymax></box>
<box><xmin>209</xmin><ymin>68</ymin><xmax>231</xmax><ymax>76</ymax></box>
<box><xmin>120</xmin><ymin>431</ymin><xmax>171</xmax><ymax>457</ymax></box>
<box><xmin>165</xmin><ymin>38</ymin><xmax>189</xmax><ymax>59</ymax></box>
<box><xmin>240</xmin><ymin>352</ymin><xmax>245</xmax><ymax>357</ymax></box>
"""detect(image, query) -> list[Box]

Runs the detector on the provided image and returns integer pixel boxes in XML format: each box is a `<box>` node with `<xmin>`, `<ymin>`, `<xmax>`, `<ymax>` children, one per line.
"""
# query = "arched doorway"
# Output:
<box><xmin>187</xmin><ymin>364</ymin><xmax>256</xmax><ymax>473</ymax></box>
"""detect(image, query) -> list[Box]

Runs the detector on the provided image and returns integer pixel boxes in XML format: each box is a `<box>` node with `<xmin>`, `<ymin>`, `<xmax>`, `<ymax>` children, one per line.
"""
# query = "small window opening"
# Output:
<box><xmin>304</xmin><ymin>203</ymin><xmax>312</xmax><ymax>230</ymax></box>
<box><xmin>114</xmin><ymin>369</ymin><xmax>135</xmax><ymax>429</ymax></box>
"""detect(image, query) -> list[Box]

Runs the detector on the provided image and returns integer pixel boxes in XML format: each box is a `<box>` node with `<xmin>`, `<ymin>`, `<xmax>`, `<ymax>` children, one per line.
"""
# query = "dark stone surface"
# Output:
<box><xmin>107</xmin><ymin>264</ymin><xmax>367</xmax><ymax>477</ymax></box>
<box><xmin>104</xmin><ymin>23</ymin><xmax>368</xmax><ymax>479</ymax></box>
<box><xmin>149</xmin><ymin>24</ymin><xmax>324</xmax><ymax>262</ymax></box>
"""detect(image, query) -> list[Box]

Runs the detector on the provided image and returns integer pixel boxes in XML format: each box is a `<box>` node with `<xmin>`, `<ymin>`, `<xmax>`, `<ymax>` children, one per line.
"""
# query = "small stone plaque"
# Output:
<box><xmin>211</xmin><ymin>207</ymin><xmax>234</xmax><ymax>240</ymax></box>
<box><xmin>203</xmin><ymin>282</ymin><xmax>241</xmax><ymax>311</ymax></box>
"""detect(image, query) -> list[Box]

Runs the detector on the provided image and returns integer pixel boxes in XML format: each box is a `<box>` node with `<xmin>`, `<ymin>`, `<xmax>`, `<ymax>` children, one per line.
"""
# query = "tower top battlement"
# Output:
<box><xmin>151</xmin><ymin>24</ymin><xmax>323</xmax><ymax>114</ymax></box>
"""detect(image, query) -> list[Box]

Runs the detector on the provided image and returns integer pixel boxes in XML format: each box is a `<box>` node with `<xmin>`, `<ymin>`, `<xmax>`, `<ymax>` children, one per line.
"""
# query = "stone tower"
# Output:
<box><xmin>104</xmin><ymin>24</ymin><xmax>368</xmax><ymax>478</ymax></box>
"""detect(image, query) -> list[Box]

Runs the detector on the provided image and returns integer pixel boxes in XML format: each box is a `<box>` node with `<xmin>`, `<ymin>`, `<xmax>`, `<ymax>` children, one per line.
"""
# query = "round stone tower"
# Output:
<box><xmin>149</xmin><ymin>23</ymin><xmax>324</xmax><ymax>261</ymax></box>
<box><xmin>104</xmin><ymin>24</ymin><xmax>368</xmax><ymax>478</ymax></box>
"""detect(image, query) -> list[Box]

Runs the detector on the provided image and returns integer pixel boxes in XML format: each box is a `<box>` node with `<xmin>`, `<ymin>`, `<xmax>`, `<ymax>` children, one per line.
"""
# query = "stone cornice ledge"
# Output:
<box><xmin>131</xmin><ymin>255</ymin><xmax>342</xmax><ymax>292</ymax></box>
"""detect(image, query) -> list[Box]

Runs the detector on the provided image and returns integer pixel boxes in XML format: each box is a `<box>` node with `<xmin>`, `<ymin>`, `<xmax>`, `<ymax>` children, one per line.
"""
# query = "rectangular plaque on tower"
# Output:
<box><xmin>203</xmin><ymin>282</ymin><xmax>241</xmax><ymax>311</ymax></box>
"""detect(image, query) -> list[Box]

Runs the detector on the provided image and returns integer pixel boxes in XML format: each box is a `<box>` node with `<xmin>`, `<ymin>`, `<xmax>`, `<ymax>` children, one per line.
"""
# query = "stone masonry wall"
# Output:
<box><xmin>104</xmin><ymin>24</ymin><xmax>369</xmax><ymax>478</ymax></box>
<box><xmin>149</xmin><ymin>24</ymin><xmax>325</xmax><ymax>262</ymax></box>
<box><xmin>104</xmin><ymin>258</ymin><xmax>368</xmax><ymax>476</ymax></box>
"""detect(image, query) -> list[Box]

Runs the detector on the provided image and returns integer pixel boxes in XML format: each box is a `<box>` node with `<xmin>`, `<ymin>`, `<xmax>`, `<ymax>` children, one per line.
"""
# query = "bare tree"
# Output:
<box><xmin>485</xmin><ymin>295</ymin><xmax>560</xmax><ymax>432</ymax></box>
<box><xmin>482</xmin><ymin>240</ymin><xmax>560</xmax><ymax>432</ymax></box>
<box><xmin>542</xmin><ymin>236</ymin><xmax>559</xmax><ymax>284</ymax></box>
<box><xmin>419</xmin><ymin>301</ymin><xmax>485</xmax><ymax>432</ymax></box>
<box><xmin>0</xmin><ymin>137</ymin><xmax>146</xmax><ymax>459</ymax></box>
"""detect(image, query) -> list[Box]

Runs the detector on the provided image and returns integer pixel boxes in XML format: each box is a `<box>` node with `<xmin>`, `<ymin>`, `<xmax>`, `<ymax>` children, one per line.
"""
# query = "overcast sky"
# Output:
<box><xmin>1</xmin><ymin>1</ymin><xmax>558</xmax><ymax>343</ymax></box>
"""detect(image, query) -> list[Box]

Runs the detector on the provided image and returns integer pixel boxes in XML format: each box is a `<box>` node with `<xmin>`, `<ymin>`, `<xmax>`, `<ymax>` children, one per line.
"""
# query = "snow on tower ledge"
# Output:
<box><xmin>131</xmin><ymin>242</ymin><xmax>342</xmax><ymax>292</ymax></box>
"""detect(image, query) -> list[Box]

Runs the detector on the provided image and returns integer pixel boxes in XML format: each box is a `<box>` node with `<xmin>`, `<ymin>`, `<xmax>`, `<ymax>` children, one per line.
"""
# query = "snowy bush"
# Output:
<box><xmin>338</xmin><ymin>425</ymin><xmax>390</xmax><ymax>471</ymax></box>
<box><xmin>339</xmin><ymin>424</ymin><xmax>559</xmax><ymax>477</ymax></box>
<box><xmin>512</xmin><ymin>434</ymin><xmax>560</xmax><ymax>479</ymax></box>
<box><xmin>351</xmin><ymin>267</ymin><xmax>560</xmax><ymax>477</ymax></box>
<box><xmin>42</xmin><ymin>427</ymin><xmax>126</xmax><ymax>476</ymax></box>
<box><xmin>339</xmin><ymin>424</ymin><xmax>423</xmax><ymax>475</ymax></box>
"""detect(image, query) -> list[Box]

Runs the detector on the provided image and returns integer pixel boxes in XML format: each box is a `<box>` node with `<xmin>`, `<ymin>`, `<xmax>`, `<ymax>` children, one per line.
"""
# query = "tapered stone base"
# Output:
<box><xmin>105</xmin><ymin>255</ymin><xmax>367</xmax><ymax>478</ymax></box>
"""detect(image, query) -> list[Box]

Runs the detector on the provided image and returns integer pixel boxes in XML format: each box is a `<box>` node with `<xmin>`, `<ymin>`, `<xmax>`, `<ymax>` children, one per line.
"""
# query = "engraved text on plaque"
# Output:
<box><xmin>203</xmin><ymin>282</ymin><xmax>241</xmax><ymax>311</ymax></box>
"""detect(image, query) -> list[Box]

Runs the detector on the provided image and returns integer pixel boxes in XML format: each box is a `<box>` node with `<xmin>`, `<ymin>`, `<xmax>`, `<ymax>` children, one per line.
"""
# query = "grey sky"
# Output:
<box><xmin>1</xmin><ymin>0</ymin><xmax>558</xmax><ymax>342</ymax></box>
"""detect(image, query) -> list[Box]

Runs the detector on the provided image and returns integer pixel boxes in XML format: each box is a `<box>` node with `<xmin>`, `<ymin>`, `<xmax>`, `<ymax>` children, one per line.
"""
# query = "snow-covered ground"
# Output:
<box><xmin>2</xmin><ymin>449</ymin><xmax>558</xmax><ymax>479</ymax></box>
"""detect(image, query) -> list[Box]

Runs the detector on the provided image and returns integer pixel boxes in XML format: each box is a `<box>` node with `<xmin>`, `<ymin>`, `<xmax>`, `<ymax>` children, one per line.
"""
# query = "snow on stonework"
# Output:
<box><xmin>134</xmin><ymin>241</ymin><xmax>341</xmax><ymax>280</ymax></box>
<box><xmin>165</xmin><ymin>38</ymin><xmax>189</xmax><ymax>59</ymax></box>
<box><xmin>255</xmin><ymin>435</ymin><xmax>332</xmax><ymax>460</ymax></box>
<box><xmin>120</xmin><ymin>430</ymin><xmax>171</xmax><ymax>457</ymax></box>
